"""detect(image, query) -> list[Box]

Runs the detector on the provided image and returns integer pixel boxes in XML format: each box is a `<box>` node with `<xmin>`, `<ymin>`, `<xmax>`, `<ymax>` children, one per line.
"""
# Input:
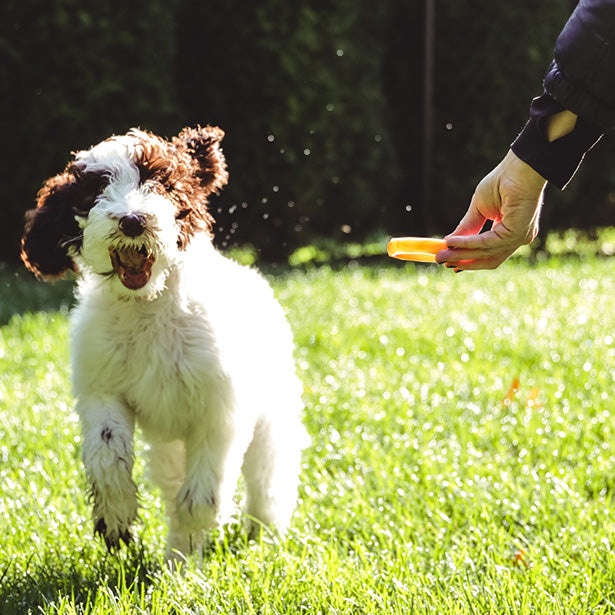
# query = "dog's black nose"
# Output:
<box><xmin>118</xmin><ymin>213</ymin><xmax>146</xmax><ymax>237</ymax></box>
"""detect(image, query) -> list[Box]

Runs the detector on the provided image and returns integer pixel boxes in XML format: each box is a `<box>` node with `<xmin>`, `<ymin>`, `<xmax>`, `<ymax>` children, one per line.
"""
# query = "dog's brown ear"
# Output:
<box><xmin>174</xmin><ymin>125</ymin><xmax>229</xmax><ymax>194</ymax></box>
<box><xmin>21</xmin><ymin>172</ymin><xmax>81</xmax><ymax>280</ymax></box>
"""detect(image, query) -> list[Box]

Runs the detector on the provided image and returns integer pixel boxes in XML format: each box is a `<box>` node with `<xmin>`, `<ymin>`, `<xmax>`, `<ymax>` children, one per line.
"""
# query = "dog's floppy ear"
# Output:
<box><xmin>174</xmin><ymin>125</ymin><xmax>229</xmax><ymax>194</ymax></box>
<box><xmin>21</xmin><ymin>172</ymin><xmax>81</xmax><ymax>280</ymax></box>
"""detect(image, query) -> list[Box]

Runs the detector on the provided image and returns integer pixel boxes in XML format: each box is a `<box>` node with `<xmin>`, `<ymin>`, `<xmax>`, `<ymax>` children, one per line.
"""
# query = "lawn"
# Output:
<box><xmin>1</xmin><ymin>249</ymin><xmax>615</xmax><ymax>614</ymax></box>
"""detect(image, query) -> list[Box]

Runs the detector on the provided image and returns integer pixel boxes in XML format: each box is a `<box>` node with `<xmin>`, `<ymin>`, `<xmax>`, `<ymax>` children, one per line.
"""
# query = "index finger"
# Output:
<box><xmin>436</xmin><ymin>230</ymin><xmax>513</xmax><ymax>266</ymax></box>
<box><xmin>445</xmin><ymin>230</ymin><xmax>503</xmax><ymax>250</ymax></box>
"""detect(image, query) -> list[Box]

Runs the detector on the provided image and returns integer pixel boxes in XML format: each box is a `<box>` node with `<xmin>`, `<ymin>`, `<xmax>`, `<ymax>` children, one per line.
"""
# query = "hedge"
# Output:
<box><xmin>2</xmin><ymin>0</ymin><xmax>613</xmax><ymax>265</ymax></box>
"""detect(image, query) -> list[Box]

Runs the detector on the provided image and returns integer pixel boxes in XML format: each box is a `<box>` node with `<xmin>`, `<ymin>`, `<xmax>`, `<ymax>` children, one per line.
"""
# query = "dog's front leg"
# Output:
<box><xmin>77</xmin><ymin>397</ymin><xmax>137</xmax><ymax>550</ymax></box>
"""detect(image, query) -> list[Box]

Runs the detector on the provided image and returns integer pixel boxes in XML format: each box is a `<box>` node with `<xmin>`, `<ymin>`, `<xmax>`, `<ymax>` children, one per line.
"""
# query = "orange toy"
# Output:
<box><xmin>387</xmin><ymin>237</ymin><xmax>447</xmax><ymax>262</ymax></box>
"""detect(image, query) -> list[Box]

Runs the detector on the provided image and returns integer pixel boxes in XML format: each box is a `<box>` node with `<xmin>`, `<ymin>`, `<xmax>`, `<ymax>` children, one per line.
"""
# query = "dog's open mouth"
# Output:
<box><xmin>109</xmin><ymin>246</ymin><xmax>155</xmax><ymax>290</ymax></box>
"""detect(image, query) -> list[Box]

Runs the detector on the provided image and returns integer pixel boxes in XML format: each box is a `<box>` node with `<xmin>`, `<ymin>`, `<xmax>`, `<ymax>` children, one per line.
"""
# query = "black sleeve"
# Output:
<box><xmin>511</xmin><ymin>94</ymin><xmax>603</xmax><ymax>189</ymax></box>
<box><xmin>546</xmin><ymin>0</ymin><xmax>615</xmax><ymax>130</ymax></box>
<box><xmin>511</xmin><ymin>0</ymin><xmax>615</xmax><ymax>189</ymax></box>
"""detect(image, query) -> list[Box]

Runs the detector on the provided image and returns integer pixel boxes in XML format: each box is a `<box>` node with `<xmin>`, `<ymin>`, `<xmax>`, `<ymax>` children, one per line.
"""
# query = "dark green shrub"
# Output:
<box><xmin>1</xmin><ymin>0</ymin><xmax>180</xmax><ymax>263</ymax></box>
<box><xmin>383</xmin><ymin>0</ymin><xmax>601</xmax><ymax>238</ymax></box>
<box><xmin>2</xmin><ymin>0</ymin><xmax>613</xmax><ymax>267</ymax></box>
<box><xmin>175</xmin><ymin>0</ymin><xmax>399</xmax><ymax>259</ymax></box>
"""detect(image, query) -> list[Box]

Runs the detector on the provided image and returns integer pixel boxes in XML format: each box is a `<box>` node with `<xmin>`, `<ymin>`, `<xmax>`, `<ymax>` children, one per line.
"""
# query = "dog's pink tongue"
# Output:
<box><xmin>120</xmin><ymin>269</ymin><xmax>150</xmax><ymax>290</ymax></box>
<box><xmin>110</xmin><ymin>248</ymin><xmax>154</xmax><ymax>290</ymax></box>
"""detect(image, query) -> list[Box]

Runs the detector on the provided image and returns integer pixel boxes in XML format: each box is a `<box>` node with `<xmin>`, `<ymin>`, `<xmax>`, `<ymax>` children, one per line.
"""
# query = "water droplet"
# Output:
<box><xmin>374</xmin><ymin>134</ymin><xmax>383</xmax><ymax>142</ymax></box>
<box><xmin>336</xmin><ymin>49</ymin><xmax>344</xmax><ymax>57</ymax></box>
<box><xmin>341</xmin><ymin>224</ymin><xmax>352</xmax><ymax>234</ymax></box>
<box><xmin>267</xmin><ymin>134</ymin><xmax>275</xmax><ymax>142</ymax></box>
<box><xmin>405</xmin><ymin>204</ymin><xmax>412</xmax><ymax>212</ymax></box>
<box><xmin>446</xmin><ymin>122</ymin><xmax>453</xmax><ymax>130</ymax></box>
<box><xmin>326</xmin><ymin>103</ymin><xmax>335</xmax><ymax>112</ymax></box>
<box><xmin>303</xmin><ymin>148</ymin><xmax>311</xmax><ymax>156</ymax></box>
<box><xmin>272</xmin><ymin>185</ymin><xmax>279</xmax><ymax>192</ymax></box>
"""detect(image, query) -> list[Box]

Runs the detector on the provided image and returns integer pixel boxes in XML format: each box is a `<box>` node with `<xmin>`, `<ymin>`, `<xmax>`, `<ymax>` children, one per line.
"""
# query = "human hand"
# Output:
<box><xmin>435</xmin><ymin>150</ymin><xmax>547</xmax><ymax>271</ymax></box>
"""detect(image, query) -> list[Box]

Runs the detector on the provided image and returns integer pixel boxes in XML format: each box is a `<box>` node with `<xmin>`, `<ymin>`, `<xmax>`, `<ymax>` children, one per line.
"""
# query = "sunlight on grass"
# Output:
<box><xmin>2</xmin><ymin>254</ymin><xmax>615</xmax><ymax>613</ymax></box>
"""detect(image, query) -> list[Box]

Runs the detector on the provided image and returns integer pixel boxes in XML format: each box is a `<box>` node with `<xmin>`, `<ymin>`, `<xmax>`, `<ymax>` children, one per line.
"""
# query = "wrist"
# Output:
<box><xmin>501</xmin><ymin>149</ymin><xmax>547</xmax><ymax>194</ymax></box>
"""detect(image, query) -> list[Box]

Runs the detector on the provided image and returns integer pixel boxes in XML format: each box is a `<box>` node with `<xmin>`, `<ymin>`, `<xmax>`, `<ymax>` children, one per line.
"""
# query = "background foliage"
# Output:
<box><xmin>2</xmin><ymin>0</ymin><xmax>614</xmax><ymax>263</ymax></box>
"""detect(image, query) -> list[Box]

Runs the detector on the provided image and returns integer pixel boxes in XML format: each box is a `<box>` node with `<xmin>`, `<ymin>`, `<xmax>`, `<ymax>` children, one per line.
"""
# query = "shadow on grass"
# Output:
<box><xmin>0</xmin><ymin>265</ymin><xmax>75</xmax><ymax>325</ymax></box>
<box><xmin>0</xmin><ymin>528</ymin><xmax>254</xmax><ymax>614</ymax></box>
<box><xmin>0</xmin><ymin>543</ymin><xmax>161</xmax><ymax>615</ymax></box>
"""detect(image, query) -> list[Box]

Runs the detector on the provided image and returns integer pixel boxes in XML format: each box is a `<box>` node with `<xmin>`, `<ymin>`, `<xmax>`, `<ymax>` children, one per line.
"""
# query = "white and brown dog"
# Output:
<box><xmin>21</xmin><ymin>126</ymin><xmax>307</xmax><ymax>560</ymax></box>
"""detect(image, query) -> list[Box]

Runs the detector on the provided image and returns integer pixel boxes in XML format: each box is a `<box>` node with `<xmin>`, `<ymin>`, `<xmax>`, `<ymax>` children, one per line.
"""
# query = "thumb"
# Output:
<box><xmin>446</xmin><ymin>204</ymin><xmax>487</xmax><ymax>239</ymax></box>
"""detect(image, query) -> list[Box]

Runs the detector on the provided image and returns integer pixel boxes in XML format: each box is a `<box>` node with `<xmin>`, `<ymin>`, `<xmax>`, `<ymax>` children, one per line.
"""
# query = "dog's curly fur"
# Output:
<box><xmin>21</xmin><ymin>126</ymin><xmax>307</xmax><ymax>560</ymax></box>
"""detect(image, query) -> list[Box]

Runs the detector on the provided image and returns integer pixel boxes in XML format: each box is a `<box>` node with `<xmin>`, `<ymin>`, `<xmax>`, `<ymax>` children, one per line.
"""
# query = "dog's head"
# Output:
<box><xmin>21</xmin><ymin>126</ymin><xmax>228</xmax><ymax>297</ymax></box>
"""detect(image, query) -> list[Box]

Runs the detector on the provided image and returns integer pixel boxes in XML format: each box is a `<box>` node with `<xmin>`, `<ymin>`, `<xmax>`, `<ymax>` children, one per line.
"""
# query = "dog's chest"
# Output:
<box><xmin>73</xmin><ymin>298</ymin><xmax>225</xmax><ymax>437</ymax></box>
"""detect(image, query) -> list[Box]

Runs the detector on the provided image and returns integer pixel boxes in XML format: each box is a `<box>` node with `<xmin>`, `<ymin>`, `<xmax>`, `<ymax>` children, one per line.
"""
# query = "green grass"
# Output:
<box><xmin>2</xmin><ymin>249</ymin><xmax>615</xmax><ymax>613</ymax></box>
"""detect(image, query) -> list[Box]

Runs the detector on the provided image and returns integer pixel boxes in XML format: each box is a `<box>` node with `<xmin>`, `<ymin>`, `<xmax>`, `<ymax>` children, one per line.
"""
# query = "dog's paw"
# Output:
<box><xmin>165</xmin><ymin>530</ymin><xmax>205</xmax><ymax>563</ymax></box>
<box><xmin>94</xmin><ymin>517</ymin><xmax>132</xmax><ymax>552</ymax></box>
<box><xmin>176</xmin><ymin>484</ymin><xmax>218</xmax><ymax>532</ymax></box>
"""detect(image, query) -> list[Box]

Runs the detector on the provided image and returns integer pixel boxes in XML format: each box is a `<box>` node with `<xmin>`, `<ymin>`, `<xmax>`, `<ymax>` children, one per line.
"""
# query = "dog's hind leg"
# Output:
<box><xmin>77</xmin><ymin>398</ymin><xmax>137</xmax><ymax>551</ymax></box>
<box><xmin>147</xmin><ymin>439</ymin><xmax>204</xmax><ymax>562</ymax></box>
<box><xmin>241</xmin><ymin>414</ymin><xmax>306</xmax><ymax>537</ymax></box>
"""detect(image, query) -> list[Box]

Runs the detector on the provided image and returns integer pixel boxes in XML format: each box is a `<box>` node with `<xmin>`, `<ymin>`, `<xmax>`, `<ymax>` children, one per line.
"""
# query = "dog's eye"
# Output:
<box><xmin>67</xmin><ymin>168</ymin><xmax>110</xmax><ymax>218</ymax></box>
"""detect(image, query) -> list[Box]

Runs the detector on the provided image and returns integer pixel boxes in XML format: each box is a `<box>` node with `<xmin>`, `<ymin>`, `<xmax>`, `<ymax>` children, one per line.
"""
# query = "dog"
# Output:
<box><xmin>21</xmin><ymin>126</ymin><xmax>307</xmax><ymax>560</ymax></box>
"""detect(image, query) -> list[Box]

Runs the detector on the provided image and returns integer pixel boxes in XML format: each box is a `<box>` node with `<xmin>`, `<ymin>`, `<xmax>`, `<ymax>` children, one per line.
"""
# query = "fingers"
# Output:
<box><xmin>438</xmin><ymin>252</ymin><xmax>511</xmax><ymax>272</ymax></box>
<box><xmin>445</xmin><ymin>254</ymin><xmax>511</xmax><ymax>271</ymax></box>
<box><xmin>435</xmin><ymin>198</ymin><xmax>502</xmax><ymax>268</ymax></box>
<box><xmin>445</xmin><ymin>230</ymin><xmax>504</xmax><ymax>251</ymax></box>
<box><xmin>436</xmin><ymin>229</ymin><xmax>518</xmax><ymax>271</ymax></box>
<box><xmin>435</xmin><ymin>230</ymin><xmax>504</xmax><ymax>264</ymax></box>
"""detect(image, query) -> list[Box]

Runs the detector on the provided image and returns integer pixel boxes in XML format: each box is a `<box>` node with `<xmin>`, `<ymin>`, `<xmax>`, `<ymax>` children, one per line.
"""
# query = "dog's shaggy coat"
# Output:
<box><xmin>21</xmin><ymin>126</ymin><xmax>307</xmax><ymax>559</ymax></box>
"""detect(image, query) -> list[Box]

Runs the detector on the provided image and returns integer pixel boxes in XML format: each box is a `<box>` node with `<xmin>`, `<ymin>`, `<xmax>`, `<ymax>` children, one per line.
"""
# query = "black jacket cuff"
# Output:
<box><xmin>511</xmin><ymin>94</ymin><xmax>603</xmax><ymax>189</ymax></box>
